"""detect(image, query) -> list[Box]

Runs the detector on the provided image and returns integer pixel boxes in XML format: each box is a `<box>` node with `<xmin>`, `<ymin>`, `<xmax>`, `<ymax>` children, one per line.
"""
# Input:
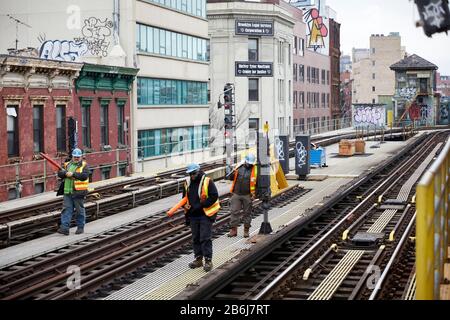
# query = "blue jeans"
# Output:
<box><xmin>60</xmin><ymin>194</ymin><xmax>86</xmax><ymax>230</ymax></box>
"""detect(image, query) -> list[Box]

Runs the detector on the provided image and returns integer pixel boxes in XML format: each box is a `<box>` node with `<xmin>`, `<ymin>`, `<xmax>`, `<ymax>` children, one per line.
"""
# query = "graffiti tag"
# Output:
<box><xmin>353</xmin><ymin>106</ymin><xmax>385</xmax><ymax>127</ymax></box>
<box><xmin>275</xmin><ymin>138</ymin><xmax>285</xmax><ymax>161</ymax></box>
<box><xmin>39</xmin><ymin>40</ymin><xmax>88</xmax><ymax>62</ymax></box>
<box><xmin>396</xmin><ymin>87</ymin><xmax>417</xmax><ymax>101</ymax></box>
<box><xmin>296</xmin><ymin>142</ymin><xmax>307</xmax><ymax>168</ymax></box>
<box><xmin>74</xmin><ymin>17</ymin><xmax>113</xmax><ymax>57</ymax></box>
<box><xmin>423</xmin><ymin>0</ymin><xmax>447</xmax><ymax>28</ymax></box>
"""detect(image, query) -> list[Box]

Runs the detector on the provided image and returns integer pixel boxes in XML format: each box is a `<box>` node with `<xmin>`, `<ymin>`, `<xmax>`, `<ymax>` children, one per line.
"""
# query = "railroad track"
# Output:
<box><xmin>0</xmin><ymin>161</ymin><xmax>224</xmax><ymax>246</ymax></box>
<box><xmin>177</xmin><ymin>130</ymin><xmax>448</xmax><ymax>300</ymax></box>
<box><xmin>0</xmin><ymin>185</ymin><xmax>310</xmax><ymax>300</ymax></box>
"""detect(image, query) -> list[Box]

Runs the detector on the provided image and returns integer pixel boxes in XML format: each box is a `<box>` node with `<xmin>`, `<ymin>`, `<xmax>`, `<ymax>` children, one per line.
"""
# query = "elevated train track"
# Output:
<box><xmin>176</xmin><ymin>130</ymin><xmax>448</xmax><ymax>300</ymax></box>
<box><xmin>0</xmin><ymin>186</ymin><xmax>310</xmax><ymax>300</ymax></box>
<box><xmin>0</xmin><ymin>128</ymin><xmax>407</xmax><ymax>247</ymax></box>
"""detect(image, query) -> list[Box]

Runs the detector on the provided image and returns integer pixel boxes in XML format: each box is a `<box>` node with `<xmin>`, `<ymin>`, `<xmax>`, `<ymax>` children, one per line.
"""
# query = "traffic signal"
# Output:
<box><xmin>223</xmin><ymin>83</ymin><xmax>233</xmax><ymax>109</ymax></box>
<box><xmin>224</xmin><ymin>114</ymin><xmax>233</xmax><ymax>130</ymax></box>
<box><xmin>415</xmin><ymin>0</ymin><xmax>450</xmax><ymax>37</ymax></box>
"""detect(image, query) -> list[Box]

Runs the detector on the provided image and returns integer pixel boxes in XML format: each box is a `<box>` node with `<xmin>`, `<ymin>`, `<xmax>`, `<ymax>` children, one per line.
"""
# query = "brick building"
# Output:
<box><xmin>0</xmin><ymin>55</ymin><xmax>137</xmax><ymax>201</ymax></box>
<box><xmin>329</xmin><ymin>18</ymin><xmax>341</xmax><ymax>127</ymax></box>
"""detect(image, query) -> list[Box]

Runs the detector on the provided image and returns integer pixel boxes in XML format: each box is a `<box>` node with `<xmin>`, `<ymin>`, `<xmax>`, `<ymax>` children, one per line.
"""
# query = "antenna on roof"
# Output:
<box><xmin>6</xmin><ymin>14</ymin><xmax>32</xmax><ymax>50</ymax></box>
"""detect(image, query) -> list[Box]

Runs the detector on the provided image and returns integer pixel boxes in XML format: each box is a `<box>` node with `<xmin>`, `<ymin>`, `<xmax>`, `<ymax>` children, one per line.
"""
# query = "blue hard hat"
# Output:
<box><xmin>186</xmin><ymin>163</ymin><xmax>200</xmax><ymax>174</ymax></box>
<box><xmin>245</xmin><ymin>154</ymin><xmax>256</xmax><ymax>165</ymax></box>
<box><xmin>72</xmin><ymin>148</ymin><xmax>83</xmax><ymax>157</ymax></box>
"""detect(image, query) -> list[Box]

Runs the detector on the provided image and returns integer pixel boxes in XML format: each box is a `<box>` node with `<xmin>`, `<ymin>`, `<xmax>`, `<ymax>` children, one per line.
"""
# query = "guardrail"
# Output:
<box><xmin>416</xmin><ymin>137</ymin><xmax>450</xmax><ymax>300</ymax></box>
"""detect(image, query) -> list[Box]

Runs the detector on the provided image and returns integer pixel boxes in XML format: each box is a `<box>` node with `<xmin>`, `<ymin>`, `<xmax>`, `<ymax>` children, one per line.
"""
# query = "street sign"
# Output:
<box><xmin>235</xmin><ymin>20</ymin><xmax>274</xmax><ymax>36</ymax></box>
<box><xmin>235</xmin><ymin>62</ymin><xmax>273</xmax><ymax>77</ymax></box>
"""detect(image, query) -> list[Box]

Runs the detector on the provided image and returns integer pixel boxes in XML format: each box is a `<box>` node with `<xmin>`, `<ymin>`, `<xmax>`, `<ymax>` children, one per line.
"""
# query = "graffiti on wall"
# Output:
<box><xmin>439</xmin><ymin>103</ymin><xmax>449</xmax><ymax>124</ymax></box>
<box><xmin>39</xmin><ymin>17</ymin><xmax>113</xmax><ymax>62</ymax></box>
<box><xmin>353</xmin><ymin>105</ymin><xmax>386</xmax><ymax>127</ymax></box>
<box><xmin>39</xmin><ymin>40</ymin><xmax>88</xmax><ymax>62</ymax></box>
<box><xmin>396</xmin><ymin>87</ymin><xmax>417</xmax><ymax>101</ymax></box>
<box><xmin>296</xmin><ymin>141</ymin><xmax>307</xmax><ymax>168</ymax></box>
<box><xmin>74</xmin><ymin>17</ymin><xmax>113</xmax><ymax>57</ymax></box>
<box><xmin>420</xmin><ymin>104</ymin><xmax>433</xmax><ymax>123</ymax></box>
<box><xmin>304</xmin><ymin>8</ymin><xmax>328</xmax><ymax>51</ymax></box>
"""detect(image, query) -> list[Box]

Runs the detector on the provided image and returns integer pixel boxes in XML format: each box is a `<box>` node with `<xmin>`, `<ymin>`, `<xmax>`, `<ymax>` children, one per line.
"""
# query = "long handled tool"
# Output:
<box><xmin>40</xmin><ymin>152</ymin><xmax>63</xmax><ymax>171</ymax></box>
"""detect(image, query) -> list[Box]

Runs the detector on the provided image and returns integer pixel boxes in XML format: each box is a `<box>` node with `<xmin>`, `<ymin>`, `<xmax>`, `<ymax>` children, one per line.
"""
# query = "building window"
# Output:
<box><xmin>136</xmin><ymin>23</ymin><xmax>208</xmax><ymax>62</ymax></box>
<box><xmin>248</xmin><ymin>38</ymin><xmax>258</xmax><ymax>61</ymax></box>
<box><xmin>322</xmin><ymin>70</ymin><xmax>326</xmax><ymax>85</ymax></box>
<box><xmin>372</xmin><ymin>73</ymin><xmax>376</xmax><ymax>80</ymax></box>
<box><xmin>138</xmin><ymin>125</ymin><xmax>209</xmax><ymax>158</ymax></box>
<box><xmin>137</xmin><ymin>78</ymin><xmax>207</xmax><ymax>106</ymax></box>
<box><xmin>8</xmin><ymin>188</ymin><xmax>18</xmax><ymax>200</ymax></box>
<box><xmin>288</xmin><ymin>81</ymin><xmax>291</xmax><ymax>103</ymax></box>
<box><xmin>7</xmin><ymin>106</ymin><xmax>19</xmax><ymax>157</ymax></box>
<box><xmin>294</xmin><ymin>36</ymin><xmax>298</xmax><ymax>55</ymax></box>
<box><xmin>288</xmin><ymin>44</ymin><xmax>291</xmax><ymax>65</ymax></box>
<box><xmin>327</xmin><ymin>71</ymin><xmax>330</xmax><ymax>85</ymax></box>
<box><xmin>307</xmin><ymin>66</ymin><xmax>311</xmax><ymax>83</ymax></box>
<box><xmin>34</xmin><ymin>182</ymin><xmax>44</xmax><ymax>194</ymax></box>
<box><xmin>299</xmin><ymin>64</ymin><xmax>305</xmax><ymax>82</ymax></box>
<box><xmin>249</xmin><ymin>79</ymin><xmax>259</xmax><ymax>101</ymax></box>
<box><xmin>372</xmin><ymin>48</ymin><xmax>375</xmax><ymax>54</ymax></box>
<box><xmin>278</xmin><ymin>41</ymin><xmax>284</xmax><ymax>64</ymax></box>
<box><xmin>147</xmin><ymin>0</ymin><xmax>206</xmax><ymax>18</ymax></box>
<box><xmin>372</xmin><ymin>61</ymin><xmax>376</xmax><ymax>66</ymax></box>
<box><xmin>101</xmin><ymin>167</ymin><xmax>111</xmax><ymax>180</ymax></box>
<box><xmin>293</xmin><ymin>64</ymin><xmax>297</xmax><ymax>81</ymax></box>
<box><xmin>100</xmin><ymin>102</ymin><xmax>109</xmax><ymax>146</ymax></box>
<box><xmin>119</xmin><ymin>164</ymin><xmax>127</xmax><ymax>177</ymax></box>
<box><xmin>299</xmin><ymin>38</ymin><xmax>305</xmax><ymax>56</ymax></box>
<box><xmin>293</xmin><ymin>91</ymin><xmax>298</xmax><ymax>108</ymax></box>
<box><xmin>372</xmin><ymin>86</ymin><xmax>376</xmax><ymax>92</ymax></box>
<box><xmin>372</xmin><ymin>98</ymin><xmax>376</xmax><ymax>104</ymax></box>
<box><xmin>33</xmin><ymin>105</ymin><xmax>44</xmax><ymax>153</ymax></box>
<box><xmin>56</xmin><ymin>105</ymin><xmax>66</xmax><ymax>152</ymax></box>
<box><xmin>278</xmin><ymin>80</ymin><xmax>285</xmax><ymax>103</ymax></box>
<box><xmin>117</xmin><ymin>102</ymin><xmax>125</xmax><ymax>145</ymax></box>
<box><xmin>300</xmin><ymin>92</ymin><xmax>305</xmax><ymax>108</ymax></box>
<box><xmin>81</xmin><ymin>102</ymin><xmax>91</xmax><ymax>148</ymax></box>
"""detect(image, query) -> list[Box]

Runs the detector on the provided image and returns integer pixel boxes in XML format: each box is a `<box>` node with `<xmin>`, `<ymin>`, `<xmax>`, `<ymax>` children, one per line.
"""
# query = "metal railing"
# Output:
<box><xmin>416</xmin><ymin>137</ymin><xmax>450</xmax><ymax>300</ymax></box>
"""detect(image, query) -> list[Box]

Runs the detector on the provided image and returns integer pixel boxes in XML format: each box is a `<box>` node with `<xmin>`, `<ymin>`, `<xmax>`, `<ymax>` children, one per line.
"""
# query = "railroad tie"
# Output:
<box><xmin>308</xmin><ymin>250</ymin><xmax>365</xmax><ymax>300</ymax></box>
<box><xmin>367</xmin><ymin>144</ymin><xmax>443</xmax><ymax>234</ymax></box>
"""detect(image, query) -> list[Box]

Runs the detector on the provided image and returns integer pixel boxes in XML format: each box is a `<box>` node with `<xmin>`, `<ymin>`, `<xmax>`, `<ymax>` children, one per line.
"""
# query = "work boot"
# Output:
<box><xmin>227</xmin><ymin>227</ymin><xmax>238</xmax><ymax>237</ymax></box>
<box><xmin>243</xmin><ymin>226</ymin><xmax>250</xmax><ymax>238</ymax></box>
<box><xmin>204</xmin><ymin>258</ymin><xmax>213</xmax><ymax>272</ymax></box>
<box><xmin>57</xmin><ymin>227</ymin><xmax>69</xmax><ymax>236</ymax></box>
<box><xmin>188</xmin><ymin>257</ymin><xmax>203</xmax><ymax>269</ymax></box>
<box><xmin>75</xmin><ymin>228</ymin><xmax>84</xmax><ymax>235</ymax></box>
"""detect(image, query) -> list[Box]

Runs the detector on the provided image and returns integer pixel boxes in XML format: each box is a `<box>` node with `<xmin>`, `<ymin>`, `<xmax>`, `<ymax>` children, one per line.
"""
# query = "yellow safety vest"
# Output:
<box><xmin>64</xmin><ymin>161</ymin><xmax>89</xmax><ymax>191</ymax></box>
<box><xmin>185</xmin><ymin>176</ymin><xmax>220</xmax><ymax>217</ymax></box>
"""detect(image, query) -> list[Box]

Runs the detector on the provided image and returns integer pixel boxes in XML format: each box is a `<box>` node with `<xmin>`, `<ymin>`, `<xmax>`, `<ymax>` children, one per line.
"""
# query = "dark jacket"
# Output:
<box><xmin>56</xmin><ymin>160</ymin><xmax>90</xmax><ymax>198</ymax></box>
<box><xmin>182</xmin><ymin>171</ymin><xmax>219</xmax><ymax>219</ymax></box>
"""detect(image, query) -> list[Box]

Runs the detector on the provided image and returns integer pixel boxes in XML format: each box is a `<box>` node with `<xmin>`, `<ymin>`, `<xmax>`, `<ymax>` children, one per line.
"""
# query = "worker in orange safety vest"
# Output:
<box><xmin>228</xmin><ymin>154</ymin><xmax>258</xmax><ymax>238</ymax></box>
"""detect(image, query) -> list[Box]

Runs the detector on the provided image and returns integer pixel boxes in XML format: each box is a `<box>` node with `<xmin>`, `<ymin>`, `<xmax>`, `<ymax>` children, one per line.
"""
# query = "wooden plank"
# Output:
<box><xmin>440</xmin><ymin>284</ymin><xmax>450</xmax><ymax>300</ymax></box>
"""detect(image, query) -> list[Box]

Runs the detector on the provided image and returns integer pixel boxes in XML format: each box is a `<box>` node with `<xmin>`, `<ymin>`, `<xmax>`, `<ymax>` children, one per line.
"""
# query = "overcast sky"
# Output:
<box><xmin>325</xmin><ymin>0</ymin><xmax>450</xmax><ymax>74</ymax></box>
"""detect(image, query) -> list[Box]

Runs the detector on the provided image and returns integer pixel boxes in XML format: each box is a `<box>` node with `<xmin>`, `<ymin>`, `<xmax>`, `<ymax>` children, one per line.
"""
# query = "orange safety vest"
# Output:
<box><xmin>63</xmin><ymin>161</ymin><xmax>89</xmax><ymax>191</ymax></box>
<box><xmin>230</xmin><ymin>165</ymin><xmax>258</xmax><ymax>196</ymax></box>
<box><xmin>184</xmin><ymin>175</ymin><xmax>221</xmax><ymax>217</ymax></box>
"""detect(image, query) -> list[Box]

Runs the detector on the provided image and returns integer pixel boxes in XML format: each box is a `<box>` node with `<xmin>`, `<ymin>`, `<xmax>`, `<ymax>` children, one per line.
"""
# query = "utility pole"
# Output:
<box><xmin>7</xmin><ymin>14</ymin><xmax>32</xmax><ymax>50</ymax></box>
<box><xmin>258</xmin><ymin>121</ymin><xmax>272</xmax><ymax>235</ymax></box>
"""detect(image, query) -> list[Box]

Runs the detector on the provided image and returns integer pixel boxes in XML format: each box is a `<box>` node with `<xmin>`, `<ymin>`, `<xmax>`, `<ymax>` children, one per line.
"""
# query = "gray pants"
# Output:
<box><xmin>230</xmin><ymin>194</ymin><xmax>252</xmax><ymax>228</ymax></box>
